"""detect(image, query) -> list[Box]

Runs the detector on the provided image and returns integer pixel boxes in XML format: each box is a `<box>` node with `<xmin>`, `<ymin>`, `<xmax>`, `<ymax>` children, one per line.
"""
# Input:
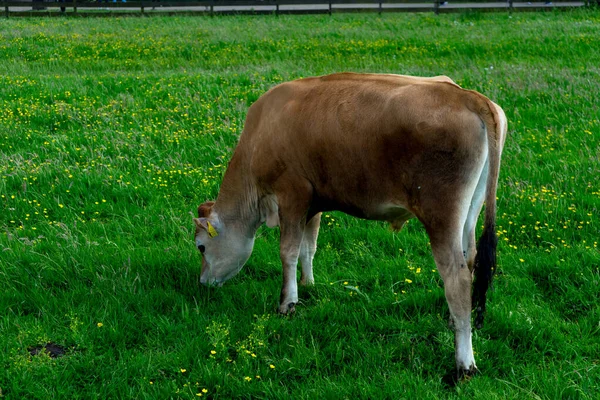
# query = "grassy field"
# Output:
<box><xmin>1</xmin><ymin>9</ymin><xmax>599</xmax><ymax>399</ymax></box>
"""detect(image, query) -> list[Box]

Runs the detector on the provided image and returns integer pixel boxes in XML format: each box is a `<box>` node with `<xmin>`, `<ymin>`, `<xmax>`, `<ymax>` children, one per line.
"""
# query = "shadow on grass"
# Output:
<box><xmin>28</xmin><ymin>342</ymin><xmax>67</xmax><ymax>358</ymax></box>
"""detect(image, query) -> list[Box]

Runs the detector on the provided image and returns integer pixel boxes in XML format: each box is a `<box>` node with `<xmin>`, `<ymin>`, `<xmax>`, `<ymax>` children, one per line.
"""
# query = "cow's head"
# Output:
<box><xmin>193</xmin><ymin>201</ymin><xmax>255</xmax><ymax>286</ymax></box>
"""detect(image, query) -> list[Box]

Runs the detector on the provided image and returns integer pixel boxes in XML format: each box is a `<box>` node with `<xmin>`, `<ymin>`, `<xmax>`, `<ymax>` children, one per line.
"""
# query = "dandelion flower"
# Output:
<box><xmin>244</xmin><ymin>376</ymin><xmax>252</xmax><ymax>382</ymax></box>
<box><xmin>210</xmin><ymin>350</ymin><xmax>216</xmax><ymax>355</ymax></box>
<box><xmin>180</xmin><ymin>369</ymin><xmax>187</xmax><ymax>373</ymax></box>
<box><xmin>97</xmin><ymin>322</ymin><xmax>103</xmax><ymax>328</ymax></box>
<box><xmin>269</xmin><ymin>364</ymin><xmax>275</xmax><ymax>369</ymax></box>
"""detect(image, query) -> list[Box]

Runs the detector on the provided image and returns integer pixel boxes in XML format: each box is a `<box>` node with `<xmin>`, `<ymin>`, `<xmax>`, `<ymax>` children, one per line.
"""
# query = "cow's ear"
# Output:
<box><xmin>193</xmin><ymin>217</ymin><xmax>206</xmax><ymax>229</ymax></box>
<box><xmin>193</xmin><ymin>217</ymin><xmax>219</xmax><ymax>238</ymax></box>
<box><xmin>198</xmin><ymin>201</ymin><xmax>215</xmax><ymax>218</ymax></box>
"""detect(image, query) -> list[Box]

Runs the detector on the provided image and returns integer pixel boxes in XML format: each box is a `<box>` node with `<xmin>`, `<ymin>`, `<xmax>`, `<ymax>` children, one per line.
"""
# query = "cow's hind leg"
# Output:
<box><xmin>299</xmin><ymin>213</ymin><xmax>321</xmax><ymax>285</ymax></box>
<box><xmin>429</xmin><ymin>230</ymin><xmax>478</xmax><ymax>377</ymax></box>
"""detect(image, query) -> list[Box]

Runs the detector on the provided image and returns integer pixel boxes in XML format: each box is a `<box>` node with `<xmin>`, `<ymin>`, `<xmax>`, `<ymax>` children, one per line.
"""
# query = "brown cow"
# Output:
<box><xmin>193</xmin><ymin>72</ymin><xmax>508</xmax><ymax>376</ymax></box>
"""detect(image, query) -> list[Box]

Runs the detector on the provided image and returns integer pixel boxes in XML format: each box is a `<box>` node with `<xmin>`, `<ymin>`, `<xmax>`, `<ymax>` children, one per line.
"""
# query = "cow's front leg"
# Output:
<box><xmin>279</xmin><ymin>234</ymin><xmax>301</xmax><ymax>314</ymax></box>
<box><xmin>299</xmin><ymin>213</ymin><xmax>321</xmax><ymax>286</ymax></box>
<box><xmin>279</xmin><ymin>216</ymin><xmax>306</xmax><ymax>314</ymax></box>
<box><xmin>275</xmin><ymin>179</ymin><xmax>313</xmax><ymax>315</ymax></box>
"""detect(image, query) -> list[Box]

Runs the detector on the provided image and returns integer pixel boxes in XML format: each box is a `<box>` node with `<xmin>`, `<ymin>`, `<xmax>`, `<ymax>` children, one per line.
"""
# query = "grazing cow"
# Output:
<box><xmin>193</xmin><ymin>72</ymin><xmax>507</xmax><ymax>376</ymax></box>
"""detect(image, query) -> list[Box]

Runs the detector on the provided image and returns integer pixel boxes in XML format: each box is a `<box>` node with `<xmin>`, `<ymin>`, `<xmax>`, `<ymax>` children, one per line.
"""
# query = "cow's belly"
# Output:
<box><xmin>311</xmin><ymin>196</ymin><xmax>415</xmax><ymax>231</ymax></box>
<box><xmin>368</xmin><ymin>203</ymin><xmax>415</xmax><ymax>231</ymax></box>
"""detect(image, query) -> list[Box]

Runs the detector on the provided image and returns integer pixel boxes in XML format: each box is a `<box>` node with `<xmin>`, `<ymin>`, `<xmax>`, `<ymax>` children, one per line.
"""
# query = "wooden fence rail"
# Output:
<box><xmin>1</xmin><ymin>0</ymin><xmax>594</xmax><ymax>17</ymax></box>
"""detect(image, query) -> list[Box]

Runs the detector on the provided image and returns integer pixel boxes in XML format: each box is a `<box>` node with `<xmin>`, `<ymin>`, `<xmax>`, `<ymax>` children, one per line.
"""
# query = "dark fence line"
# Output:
<box><xmin>1</xmin><ymin>0</ymin><xmax>594</xmax><ymax>17</ymax></box>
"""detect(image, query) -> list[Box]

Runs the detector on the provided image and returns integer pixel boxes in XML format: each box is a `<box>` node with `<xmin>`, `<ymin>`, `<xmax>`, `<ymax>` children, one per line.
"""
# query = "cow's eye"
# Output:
<box><xmin>198</xmin><ymin>244</ymin><xmax>206</xmax><ymax>253</ymax></box>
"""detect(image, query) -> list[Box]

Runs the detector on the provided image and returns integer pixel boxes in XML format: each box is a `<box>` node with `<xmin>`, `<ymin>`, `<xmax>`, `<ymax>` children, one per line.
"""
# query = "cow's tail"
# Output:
<box><xmin>472</xmin><ymin>98</ymin><xmax>507</xmax><ymax>330</ymax></box>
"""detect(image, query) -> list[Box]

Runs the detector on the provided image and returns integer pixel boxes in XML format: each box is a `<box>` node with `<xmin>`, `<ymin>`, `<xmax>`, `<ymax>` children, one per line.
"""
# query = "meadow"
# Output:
<box><xmin>1</xmin><ymin>9</ymin><xmax>599</xmax><ymax>399</ymax></box>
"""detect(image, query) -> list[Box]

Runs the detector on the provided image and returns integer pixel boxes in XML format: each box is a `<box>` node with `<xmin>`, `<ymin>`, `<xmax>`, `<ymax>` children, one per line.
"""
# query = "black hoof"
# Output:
<box><xmin>457</xmin><ymin>366</ymin><xmax>480</xmax><ymax>381</ymax></box>
<box><xmin>442</xmin><ymin>366</ymin><xmax>479</xmax><ymax>387</ymax></box>
<box><xmin>278</xmin><ymin>302</ymin><xmax>296</xmax><ymax>315</ymax></box>
<box><xmin>287</xmin><ymin>302</ymin><xmax>296</xmax><ymax>313</ymax></box>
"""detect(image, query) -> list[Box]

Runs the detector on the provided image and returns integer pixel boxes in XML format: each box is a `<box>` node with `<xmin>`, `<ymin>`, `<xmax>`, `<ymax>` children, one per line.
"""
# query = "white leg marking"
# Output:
<box><xmin>279</xmin><ymin>253</ymin><xmax>299</xmax><ymax>314</ymax></box>
<box><xmin>300</xmin><ymin>214</ymin><xmax>320</xmax><ymax>285</ymax></box>
<box><xmin>299</xmin><ymin>240</ymin><xmax>315</xmax><ymax>285</ymax></box>
<box><xmin>454</xmin><ymin>316</ymin><xmax>477</xmax><ymax>371</ymax></box>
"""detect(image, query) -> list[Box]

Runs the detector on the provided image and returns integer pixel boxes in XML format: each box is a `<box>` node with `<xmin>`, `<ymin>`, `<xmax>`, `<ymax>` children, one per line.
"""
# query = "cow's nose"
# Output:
<box><xmin>200</xmin><ymin>275</ymin><xmax>221</xmax><ymax>287</ymax></box>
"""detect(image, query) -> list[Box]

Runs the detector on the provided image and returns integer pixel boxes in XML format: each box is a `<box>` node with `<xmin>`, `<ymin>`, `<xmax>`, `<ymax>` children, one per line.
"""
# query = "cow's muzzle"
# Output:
<box><xmin>199</xmin><ymin>275</ymin><xmax>223</xmax><ymax>287</ymax></box>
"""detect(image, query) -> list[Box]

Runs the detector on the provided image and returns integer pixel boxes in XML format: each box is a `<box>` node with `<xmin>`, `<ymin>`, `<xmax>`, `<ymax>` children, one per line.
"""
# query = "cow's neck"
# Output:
<box><xmin>214</xmin><ymin>149</ymin><xmax>261</xmax><ymax>237</ymax></box>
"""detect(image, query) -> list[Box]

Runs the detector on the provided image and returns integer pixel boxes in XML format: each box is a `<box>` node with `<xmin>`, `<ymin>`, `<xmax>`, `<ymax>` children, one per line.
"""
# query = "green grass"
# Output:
<box><xmin>1</xmin><ymin>9</ymin><xmax>599</xmax><ymax>399</ymax></box>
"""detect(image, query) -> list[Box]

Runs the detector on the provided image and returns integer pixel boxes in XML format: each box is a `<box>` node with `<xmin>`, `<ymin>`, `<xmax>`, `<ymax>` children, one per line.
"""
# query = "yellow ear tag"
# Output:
<box><xmin>206</xmin><ymin>221</ymin><xmax>218</xmax><ymax>238</ymax></box>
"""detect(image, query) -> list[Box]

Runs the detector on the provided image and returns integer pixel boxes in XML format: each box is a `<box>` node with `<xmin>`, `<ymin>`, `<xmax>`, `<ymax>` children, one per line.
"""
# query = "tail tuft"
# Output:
<box><xmin>472</xmin><ymin>224</ymin><xmax>497</xmax><ymax>329</ymax></box>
